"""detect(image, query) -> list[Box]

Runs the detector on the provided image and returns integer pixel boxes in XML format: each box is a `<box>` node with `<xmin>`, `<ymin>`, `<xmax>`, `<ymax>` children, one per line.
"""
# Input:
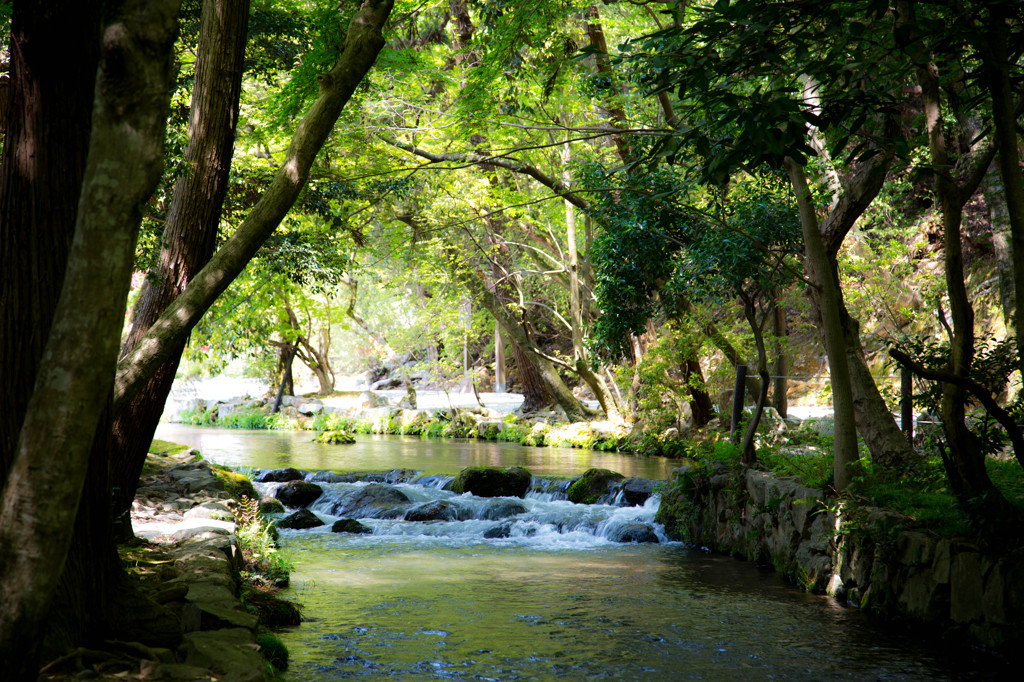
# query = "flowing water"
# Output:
<box><xmin>155</xmin><ymin>425</ymin><xmax>1006</xmax><ymax>680</ymax></box>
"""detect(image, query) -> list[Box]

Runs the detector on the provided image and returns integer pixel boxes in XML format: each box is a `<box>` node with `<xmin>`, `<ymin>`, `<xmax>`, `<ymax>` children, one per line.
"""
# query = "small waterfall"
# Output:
<box><xmin>255</xmin><ymin>469</ymin><xmax>667</xmax><ymax>548</ymax></box>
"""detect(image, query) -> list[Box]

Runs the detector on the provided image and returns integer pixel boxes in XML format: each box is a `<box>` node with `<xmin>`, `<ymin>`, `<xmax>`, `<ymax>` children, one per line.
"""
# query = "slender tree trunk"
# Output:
<box><xmin>107</xmin><ymin>0</ymin><xmax>250</xmax><ymax>525</ymax></box>
<box><xmin>771</xmin><ymin>302</ymin><xmax>788</xmax><ymax>418</ymax></box>
<box><xmin>273</xmin><ymin>343</ymin><xmax>296</xmax><ymax>413</ymax></box>
<box><xmin>0</xmin><ymin>2</ymin><xmax>180</xmax><ymax>674</ymax></box>
<box><xmin>739</xmin><ymin>296</ymin><xmax>770</xmax><ymax>467</ymax></box>
<box><xmin>785</xmin><ymin>158</ymin><xmax>860</xmax><ymax>491</ymax></box>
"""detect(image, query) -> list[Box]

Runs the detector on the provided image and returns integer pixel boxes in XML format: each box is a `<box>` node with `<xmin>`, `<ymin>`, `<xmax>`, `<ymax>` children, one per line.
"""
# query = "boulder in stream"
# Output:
<box><xmin>450</xmin><ymin>466</ymin><xmax>532</xmax><ymax>498</ymax></box>
<box><xmin>482</xmin><ymin>499</ymin><xmax>528</xmax><ymax>520</ymax></box>
<box><xmin>567</xmin><ymin>468</ymin><xmax>625</xmax><ymax>504</ymax></box>
<box><xmin>483</xmin><ymin>523</ymin><xmax>512</xmax><ymax>539</ymax></box>
<box><xmin>257</xmin><ymin>467</ymin><xmax>306</xmax><ymax>483</ymax></box>
<box><xmin>275</xmin><ymin>480</ymin><xmax>324</xmax><ymax>508</ymax></box>
<box><xmin>258</xmin><ymin>496</ymin><xmax>285</xmax><ymax>514</ymax></box>
<box><xmin>606</xmin><ymin>522</ymin><xmax>659</xmax><ymax>544</ymax></box>
<box><xmin>404</xmin><ymin>500</ymin><xmax>470</xmax><ymax>522</ymax></box>
<box><xmin>330</xmin><ymin>483</ymin><xmax>411</xmax><ymax>519</ymax></box>
<box><xmin>277</xmin><ymin>508</ymin><xmax>325</xmax><ymax>530</ymax></box>
<box><xmin>331</xmin><ymin>519</ymin><xmax>373</xmax><ymax>534</ymax></box>
<box><xmin>619</xmin><ymin>478</ymin><xmax>660</xmax><ymax>506</ymax></box>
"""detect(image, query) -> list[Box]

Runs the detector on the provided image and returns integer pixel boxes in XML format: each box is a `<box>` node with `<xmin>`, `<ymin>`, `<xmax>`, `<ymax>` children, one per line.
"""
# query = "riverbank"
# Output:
<box><xmin>41</xmin><ymin>445</ymin><xmax>285</xmax><ymax>681</ymax></box>
<box><xmin>656</xmin><ymin>464</ymin><xmax>1024</xmax><ymax>656</ymax></box>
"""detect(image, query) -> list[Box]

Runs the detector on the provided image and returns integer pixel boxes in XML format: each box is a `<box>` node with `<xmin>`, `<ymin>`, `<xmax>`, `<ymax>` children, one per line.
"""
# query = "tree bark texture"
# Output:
<box><xmin>0</xmin><ymin>1</ymin><xmax>180</xmax><ymax>674</ymax></box>
<box><xmin>0</xmin><ymin>0</ymin><xmax>101</xmax><ymax>473</ymax></box>
<box><xmin>108</xmin><ymin>0</ymin><xmax>251</xmax><ymax>524</ymax></box>
<box><xmin>113</xmin><ymin>0</ymin><xmax>395</xmax><ymax>412</ymax></box>
<box><xmin>511</xmin><ymin>340</ymin><xmax>554</xmax><ymax>413</ymax></box>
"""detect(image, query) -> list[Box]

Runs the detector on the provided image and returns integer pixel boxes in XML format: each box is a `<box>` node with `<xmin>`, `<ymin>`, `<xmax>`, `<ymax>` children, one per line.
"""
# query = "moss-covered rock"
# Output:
<box><xmin>209</xmin><ymin>464</ymin><xmax>258</xmax><ymax>501</ymax></box>
<box><xmin>567</xmin><ymin>468</ymin><xmax>625</xmax><ymax>504</ymax></box>
<box><xmin>313</xmin><ymin>429</ymin><xmax>356</xmax><ymax>444</ymax></box>
<box><xmin>450</xmin><ymin>466</ymin><xmax>533</xmax><ymax>498</ymax></box>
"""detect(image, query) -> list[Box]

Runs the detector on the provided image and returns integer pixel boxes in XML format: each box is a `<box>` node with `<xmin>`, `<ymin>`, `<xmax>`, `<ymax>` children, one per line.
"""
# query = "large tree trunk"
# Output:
<box><xmin>113</xmin><ymin>0</ymin><xmax>395</xmax><ymax>411</ymax></box>
<box><xmin>0</xmin><ymin>0</ymin><xmax>101</xmax><ymax>470</ymax></box>
<box><xmin>511</xmin><ymin>341</ymin><xmax>555</xmax><ymax>413</ymax></box>
<box><xmin>107</xmin><ymin>0</ymin><xmax>251</xmax><ymax>527</ymax></box>
<box><xmin>0</xmin><ymin>1</ymin><xmax>180</xmax><ymax>675</ymax></box>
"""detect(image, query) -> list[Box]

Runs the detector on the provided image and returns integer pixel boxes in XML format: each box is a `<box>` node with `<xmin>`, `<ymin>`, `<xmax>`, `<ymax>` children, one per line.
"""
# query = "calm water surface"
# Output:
<box><xmin>155</xmin><ymin>424</ymin><xmax>1005</xmax><ymax>680</ymax></box>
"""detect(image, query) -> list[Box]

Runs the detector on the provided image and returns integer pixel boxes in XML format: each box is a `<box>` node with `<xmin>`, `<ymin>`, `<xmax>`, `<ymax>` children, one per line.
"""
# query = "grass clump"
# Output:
<box><xmin>256</xmin><ymin>632</ymin><xmax>290</xmax><ymax>672</ymax></box>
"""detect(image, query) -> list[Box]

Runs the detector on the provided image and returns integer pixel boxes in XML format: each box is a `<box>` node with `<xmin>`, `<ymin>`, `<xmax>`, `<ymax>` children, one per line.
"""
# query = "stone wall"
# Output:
<box><xmin>656</xmin><ymin>467</ymin><xmax>1024</xmax><ymax>651</ymax></box>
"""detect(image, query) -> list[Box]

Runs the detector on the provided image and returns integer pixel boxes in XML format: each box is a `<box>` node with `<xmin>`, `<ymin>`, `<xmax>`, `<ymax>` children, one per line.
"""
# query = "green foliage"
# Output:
<box><xmin>236</xmin><ymin>496</ymin><xmax>293</xmax><ymax>587</ymax></box>
<box><xmin>219</xmin><ymin>409</ymin><xmax>271</xmax><ymax>430</ymax></box>
<box><xmin>619</xmin><ymin>0</ymin><xmax>905</xmax><ymax>182</ymax></box>
<box><xmin>179</xmin><ymin>406</ymin><xmax>217</xmax><ymax>426</ymax></box>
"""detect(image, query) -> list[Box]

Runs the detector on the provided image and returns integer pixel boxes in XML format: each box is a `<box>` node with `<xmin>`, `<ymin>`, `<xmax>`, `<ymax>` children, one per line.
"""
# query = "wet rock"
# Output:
<box><xmin>567</xmin><ymin>468</ymin><xmax>624</xmax><ymax>504</ymax></box>
<box><xmin>258</xmin><ymin>496</ymin><xmax>285</xmax><ymax>514</ymax></box>
<box><xmin>606</xmin><ymin>522</ymin><xmax>659</xmax><ymax>544</ymax></box>
<box><xmin>482</xmin><ymin>499</ymin><xmax>528</xmax><ymax>520</ymax></box>
<box><xmin>450</xmin><ymin>466</ymin><xmax>532</xmax><ymax>498</ymax></box>
<box><xmin>619</xmin><ymin>478</ymin><xmax>659</xmax><ymax>506</ymax></box>
<box><xmin>330</xmin><ymin>483</ymin><xmax>411</xmax><ymax>519</ymax></box>
<box><xmin>181</xmin><ymin>628</ymin><xmax>269</xmax><ymax>682</ymax></box>
<box><xmin>257</xmin><ymin>467</ymin><xmax>306</xmax><ymax>483</ymax></box>
<box><xmin>484</xmin><ymin>523</ymin><xmax>512</xmax><ymax>539</ymax></box>
<box><xmin>274</xmin><ymin>480</ymin><xmax>323</xmax><ymax>508</ymax></box>
<box><xmin>404</xmin><ymin>500</ymin><xmax>470</xmax><ymax>522</ymax></box>
<box><xmin>277</xmin><ymin>508</ymin><xmax>324</xmax><ymax>530</ymax></box>
<box><xmin>331</xmin><ymin>519</ymin><xmax>373</xmax><ymax>534</ymax></box>
<box><xmin>307</xmin><ymin>471</ymin><xmax>352</xmax><ymax>483</ymax></box>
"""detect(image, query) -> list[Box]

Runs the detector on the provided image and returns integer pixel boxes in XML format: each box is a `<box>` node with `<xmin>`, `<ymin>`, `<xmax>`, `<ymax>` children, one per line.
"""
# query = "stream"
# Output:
<box><xmin>155</xmin><ymin>424</ymin><xmax>1005</xmax><ymax>680</ymax></box>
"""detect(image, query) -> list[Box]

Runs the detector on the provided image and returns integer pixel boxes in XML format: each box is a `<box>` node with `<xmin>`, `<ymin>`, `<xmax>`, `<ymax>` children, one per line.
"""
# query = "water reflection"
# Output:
<box><xmin>154</xmin><ymin>424</ymin><xmax>677</xmax><ymax>478</ymax></box>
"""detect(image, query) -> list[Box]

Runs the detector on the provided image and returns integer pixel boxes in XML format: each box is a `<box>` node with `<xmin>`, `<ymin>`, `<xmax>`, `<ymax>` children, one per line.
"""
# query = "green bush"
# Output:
<box><xmin>179</xmin><ymin>406</ymin><xmax>216</xmax><ymax>425</ymax></box>
<box><xmin>219</xmin><ymin>409</ymin><xmax>269</xmax><ymax>430</ymax></box>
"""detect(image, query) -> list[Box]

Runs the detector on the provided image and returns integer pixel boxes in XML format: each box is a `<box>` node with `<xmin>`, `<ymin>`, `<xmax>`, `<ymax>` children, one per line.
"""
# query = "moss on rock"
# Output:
<box><xmin>567</xmin><ymin>468</ymin><xmax>625</xmax><ymax>504</ymax></box>
<box><xmin>209</xmin><ymin>464</ymin><xmax>258</xmax><ymax>501</ymax></box>
<box><xmin>313</xmin><ymin>429</ymin><xmax>356</xmax><ymax>444</ymax></box>
<box><xmin>450</xmin><ymin>466</ymin><xmax>533</xmax><ymax>498</ymax></box>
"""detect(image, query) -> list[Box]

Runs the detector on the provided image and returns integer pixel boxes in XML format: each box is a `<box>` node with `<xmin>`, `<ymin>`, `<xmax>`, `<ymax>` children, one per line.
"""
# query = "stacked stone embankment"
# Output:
<box><xmin>657</xmin><ymin>467</ymin><xmax>1024</xmax><ymax>652</ymax></box>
